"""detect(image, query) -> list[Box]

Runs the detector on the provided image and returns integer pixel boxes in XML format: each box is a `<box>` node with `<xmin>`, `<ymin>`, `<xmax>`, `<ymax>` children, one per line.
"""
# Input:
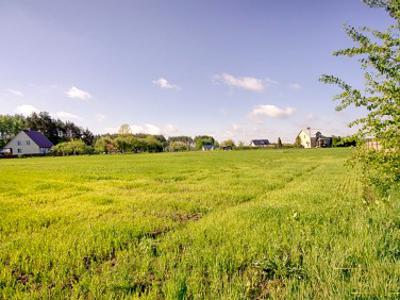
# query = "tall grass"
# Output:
<box><xmin>0</xmin><ymin>149</ymin><xmax>399</xmax><ymax>299</ymax></box>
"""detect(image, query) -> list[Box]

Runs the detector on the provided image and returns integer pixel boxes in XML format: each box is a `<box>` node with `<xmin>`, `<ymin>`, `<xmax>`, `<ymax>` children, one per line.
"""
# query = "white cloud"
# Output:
<box><xmin>95</xmin><ymin>113</ymin><xmax>106</xmax><ymax>122</ymax></box>
<box><xmin>66</xmin><ymin>86</ymin><xmax>92</xmax><ymax>100</ymax></box>
<box><xmin>232</xmin><ymin>124</ymin><xmax>241</xmax><ymax>131</ymax></box>
<box><xmin>105</xmin><ymin>123</ymin><xmax>179</xmax><ymax>136</ymax></box>
<box><xmin>130</xmin><ymin>124</ymin><xmax>161</xmax><ymax>135</ymax></box>
<box><xmin>104</xmin><ymin>127</ymin><xmax>119</xmax><ymax>134</ymax></box>
<box><xmin>164</xmin><ymin>124</ymin><xmax>179</xmax><ymax>135</ymax></box>
<box><xmin>289</xmin><ymin>83</ymin><xmax>302</xmax><ymax>90</ymax></box>
<box><xmin>214</xmin><ymin>73</ymin><xmax>272</xmax><ymax>92</ymax></box>
<box><xmin>5</xmin><ymin>89</ymin><xmax>23</xmax><ymax>97</ymax></box>
<box><xmin>152</xmin><ymin>78</ymin><xmax>180</xmax><ymax>90</ymax></box>
<box><xmin>251</xmin><ymin>104</ymin><xmax>295</xmax><ymax>118</ymax></box>
<box><xmin>55</xmin><ymin>111</ymin><xmax>79</xmax><ymax>120</ymax></box>
<box><xmin>14</xmin><ymin>104</ymin><xmax>40</xmax><ymax>116</ymax></box>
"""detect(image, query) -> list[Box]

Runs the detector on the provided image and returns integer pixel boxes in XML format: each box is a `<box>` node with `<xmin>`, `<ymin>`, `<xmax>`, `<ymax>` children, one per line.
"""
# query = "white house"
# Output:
<box><xmin>297</xmin><ymin>129</ymin><xmax>332</xmax><ymax>148</ymax></box>
<box><xmin>2</xmin><ymin>130</ymin><xmax>53</xmax><ymax>156</ymax></box>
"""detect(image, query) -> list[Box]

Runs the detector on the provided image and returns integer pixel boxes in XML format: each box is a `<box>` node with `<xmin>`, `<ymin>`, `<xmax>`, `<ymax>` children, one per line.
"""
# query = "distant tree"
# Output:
<box><xmin>332</xmin><ymin>136</ymin><xmax>358</xmax><ymax>148</ymax></box>
<box><xmin>320</xmin><ymin>0</ymin><xmax>400</xmax><ymax>195</ymax></box>
<box><xmin>153</xmin><ymin>135</ymin><xmax>167</xmax><ymax>148</ymax></box>
<box><xmin>82</xmin><ymin>128</ymin><xmax>94</xmax><ymax>146</ymax></box>
<box><xmin>168</xmin><ymin>136</ymin><xmax>193</xmax><ymax>150</ymax></box>
<box><xmin>118</xmin><ymin>124</ymin><xmax>131</xmax><ymax>135</ymax></box>
<box><xmin>168</xmin><ymin>141</ymin><xmax>189</xmax><ymax>152</ymax></box>
<box><xmin>168</xmin><ymin>136</ymin><xmax>193</xmax><ymax>144</ymax></box>
<box><xmin>220</xmin><ymin>139</ymin><xmax>236</xmax><ymax>148</ymax></box>
<box><xmin>277</xmin><ymin>137</ymin><xmax>283</xmax><ymax>148</ymax></box>
<box><xmin>115</xmin><ymin>135</ymin><xmax>134</xmax><ymax>153</ymax></box>
<box><xmin>294</xmin><ymin>136</ymin><xmax>302</xmax><ymax>148</ymax></box>
<box><xmin>143</xmin><ymin>136</ymin><xmax>163</xmax><ymax>152</ymax></box>
<box><xmin>0</xmin><ymin>114</ymin><xmax>25</xmax><ymax>147</ymax></box>
<box><xmin>63</xmin><ymin>121</ymin><xmax>83</xmax><ymax>141</ymax></box>
<box><xmin>94</xmin><ymin>136</ymin><xmax>117</xmax><ymax>154</ymax></box>
<box><xmin>131</xmin><ymin>137</ymin><xmax>147</xmax><ymax>153</ymax></box>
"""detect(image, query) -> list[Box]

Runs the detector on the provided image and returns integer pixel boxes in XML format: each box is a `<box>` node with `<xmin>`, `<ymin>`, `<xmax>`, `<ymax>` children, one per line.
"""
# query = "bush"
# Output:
<box><xmin>168</xmin><ymin>141</ymin><xmax>190</xmax><ymax>152</ymax></box>
<box><xmin>94</xmin><ymin>136</ymin><xmax>117</xmax><ymax>154</ymax></box>
<box><xmin>52</xmin><ymin>140</ymin><xmax>93</xmax><ymax>156</ymax></box>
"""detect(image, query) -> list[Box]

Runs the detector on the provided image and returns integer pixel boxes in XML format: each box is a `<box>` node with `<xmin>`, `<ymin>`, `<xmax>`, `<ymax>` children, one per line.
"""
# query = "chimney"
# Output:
<box><xmin>307</xmin><ymin>126</ymin><xmax>311</xmax><ymax>137</ymax></box>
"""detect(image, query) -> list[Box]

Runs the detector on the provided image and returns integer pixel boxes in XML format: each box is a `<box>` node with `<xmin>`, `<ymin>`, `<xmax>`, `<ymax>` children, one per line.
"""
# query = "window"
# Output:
<box><xmin>17</xmin><ymin>140</ymin><xmax>21</xmax><ymax>145</ymax></box>
<box><xmin>26</xmin><ymin>140</ymin><xmax>30</xmax><ymax>145</ymax></box>
<box><xmin>17</xmin><ymin>148</ymin><xmax>22</xmax><ymax>153</ymax></box>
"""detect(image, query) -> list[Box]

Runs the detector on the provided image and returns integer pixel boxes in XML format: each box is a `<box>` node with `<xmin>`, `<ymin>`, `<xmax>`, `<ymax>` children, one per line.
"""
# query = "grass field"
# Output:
<box><xmin>0</xmin><ymin>149</ymin><xmax>399</xmax><ymax>299</ymax></box>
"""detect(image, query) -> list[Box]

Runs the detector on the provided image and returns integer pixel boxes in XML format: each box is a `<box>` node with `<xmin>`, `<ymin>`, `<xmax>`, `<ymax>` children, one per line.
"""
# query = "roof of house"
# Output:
<box><xmin>202</xmin><ymin>144</ymin><xmax>214</xmax><ymax>149</ymax></box>
<box><xmin>299</xmin><ymin>129</ymin><xmax>333</xmax><ymax>138</ymax></box>
<box><xmin>23</xmin><ymin>130</ymin><xmax>53</xmax><ymax>148</ymax></box>
<box><xmin>251</xmin><ymin>139</ymin><xmax>270</xmax><ymax>146</ymax></box>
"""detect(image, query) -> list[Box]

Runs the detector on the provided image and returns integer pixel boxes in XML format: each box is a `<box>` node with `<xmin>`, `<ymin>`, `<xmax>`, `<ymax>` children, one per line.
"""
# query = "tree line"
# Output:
<box><xmin>1</xmin><ymin>112</ymin><xmax>361</xmax><ymax>156</ymax></box>
<box><xmin>0</xmin><ymin>112</ymin><xmax>227</xmax><ymax>155</ymax></box>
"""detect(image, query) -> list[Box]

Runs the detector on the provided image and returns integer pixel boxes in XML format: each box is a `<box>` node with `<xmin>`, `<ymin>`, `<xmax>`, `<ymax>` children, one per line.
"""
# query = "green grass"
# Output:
<box><xmin>0</xmin><ymin>149</ymin><xmax>399</xmax><ymax>299</ymax></box>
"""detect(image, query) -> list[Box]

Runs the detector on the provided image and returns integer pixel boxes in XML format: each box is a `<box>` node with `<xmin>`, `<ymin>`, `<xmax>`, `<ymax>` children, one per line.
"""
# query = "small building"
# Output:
<box><xmin>297</xmin><ymin>129</ymin><xmax>332</xmax><ymax>148</ymax></box>
<box><xmin>2</xmin><ymin>129</ymin><xmax>53</xmax><ymax>156</ymax></box>
<box><xmin>250</xmin><ymin>139</ymin><xmax>270</xmax><ymax>147</ymax></box>
<box><xmin>202</xmin><ymin>144</ymin><xmax>215</xmax><ymax>151</ymax></box>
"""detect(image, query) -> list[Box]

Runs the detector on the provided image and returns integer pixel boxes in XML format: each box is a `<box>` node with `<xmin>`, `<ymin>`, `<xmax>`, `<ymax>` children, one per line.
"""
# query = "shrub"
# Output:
<box><xmin>52</xmin><ymin>140</ymin><xmax>93</xmax><ymax>156</ymax></box>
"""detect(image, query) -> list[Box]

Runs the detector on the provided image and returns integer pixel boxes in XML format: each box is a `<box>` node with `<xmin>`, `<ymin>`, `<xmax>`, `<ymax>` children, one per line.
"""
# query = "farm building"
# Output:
<box><xmin>250</xmin><ymin>139</ymin><xmax>270</xmax><ymax>147</ymax></box>
<box><xmin>1</xmin><ymin>130</ymin><xmax>53</xmax><ymax>156</ymax></box>
<box><xmin>297</xmin><ymin>129</ymin><xmax>332</xmax><ymax>148</ymax></box>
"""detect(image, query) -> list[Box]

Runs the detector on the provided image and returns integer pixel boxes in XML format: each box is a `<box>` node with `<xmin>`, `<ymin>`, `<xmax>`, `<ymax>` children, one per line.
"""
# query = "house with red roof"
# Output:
<box><xmin>1</xmin><ymin>130</ymin><xmax>53</xmax><ymax>156</ymax></box>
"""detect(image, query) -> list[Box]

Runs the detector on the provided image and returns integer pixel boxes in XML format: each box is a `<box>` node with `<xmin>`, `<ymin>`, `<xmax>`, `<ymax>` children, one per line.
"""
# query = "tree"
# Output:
<box><xmin>168</xmin><ymin>136</ymin><xmax>194</xmax><ymax>150</ymax></box>
<box><xmin>51</xmin><ymin>140</ymin><xmax>93</xmax><ymax>156</ymax></box>
<box><xmin>118</xmin><ymin>124</ymin><xmax>131</xmax><ymax>135</ymax></box>
<box><xmin>168</xmin><ymin>141</ymin><xmax>189</xmax><ymax>152</ymax></box>
<box><xmin>220</xmin><ymin>139</ymin><xmax>236</xmax><ymax>148</ymax></box>
<box><xmin>94</xmin><ymin>136</ymin><xmax>117</xmax><ymax>154</ymax></box>
<box><xmin>277</xmin><ymin>137</ymin><xmax>283</xmax><ymax>148</ymax></box>
<box><xmin>0</xmin><ymin>114</ymin><xmax>25</xmax><ymax>147</ymax></box>
<box><xmin>115</xmin><ymin>135</ymin><xmax>134</xmax><ymax>153</ymax></box>
<box><xmin>82</xmin><ymin>128</ymin><xmax>94</xmax><ymax>146</ymax></box>
<box><xmin>131</xmin><ymin>137</ymin><xmax>147</xmax><ymax>153</ymax></box>
<box><xmin>332</xmin><ymin>136</ymin><xmax>358</xmax><ymax>147</ymax></box>
<box><xmin>143</xmin><ymin>136</ymin><xmax>163</xmax><ymax>152</ymax></box>
<box><xmin>153</xmin><ymin>135</ymin><xmax>167</xmax><ymax>148</ymax></box>
<box><xmin>320</xmin><ymin>0</ymin><xmax>400</xmax><ymax>195</ymax></box>
<box><xmin>294</xmin><ymin>136</ymin><xmax>302</xmax><ymax>148</ymax></box>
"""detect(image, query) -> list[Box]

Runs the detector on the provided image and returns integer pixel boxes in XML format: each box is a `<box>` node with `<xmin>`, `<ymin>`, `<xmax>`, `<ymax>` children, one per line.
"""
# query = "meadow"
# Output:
<box><xmin>0</xmin><ymin>149</ymin><xmax>399</xmax><ymax>299</ymax></box>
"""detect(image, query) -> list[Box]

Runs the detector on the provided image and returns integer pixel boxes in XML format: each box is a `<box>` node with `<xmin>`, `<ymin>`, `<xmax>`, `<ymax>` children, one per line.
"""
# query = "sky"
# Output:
<box><xmin>0</xmin><ymin>0</ymin><xmax>392</xmax><ymax>143</ymax></box>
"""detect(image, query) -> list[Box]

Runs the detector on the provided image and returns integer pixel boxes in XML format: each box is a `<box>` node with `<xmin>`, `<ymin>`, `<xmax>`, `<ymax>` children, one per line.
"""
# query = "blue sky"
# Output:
<box><xmin>0</xmin><ymin>0</ymin><xmax>391</xmax><ymax>142</ymax></box>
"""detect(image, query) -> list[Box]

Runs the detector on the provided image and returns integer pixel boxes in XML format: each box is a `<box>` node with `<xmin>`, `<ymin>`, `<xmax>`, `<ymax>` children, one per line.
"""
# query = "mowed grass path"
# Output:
<box><xmin>0</xmin><ymin>149</ymin><xmax>399</xmax><ymax>299</ymax></box>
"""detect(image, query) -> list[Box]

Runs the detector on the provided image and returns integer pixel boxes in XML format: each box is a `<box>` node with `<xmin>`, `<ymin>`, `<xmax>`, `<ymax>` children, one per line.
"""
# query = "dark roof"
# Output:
<box><xmin>23</xmin><ymin>130</ymin><xmax>53</xmax><ymax>148</ymax></box>
<box><xmin>202</xmin><ymin>144</ymin><xmax>214</xmax><ymax>149</ymax></box>
<box><xmin>251</xmin><ymin>139</ymin><xmax>270</xmax><ymax>146</ymax></box>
